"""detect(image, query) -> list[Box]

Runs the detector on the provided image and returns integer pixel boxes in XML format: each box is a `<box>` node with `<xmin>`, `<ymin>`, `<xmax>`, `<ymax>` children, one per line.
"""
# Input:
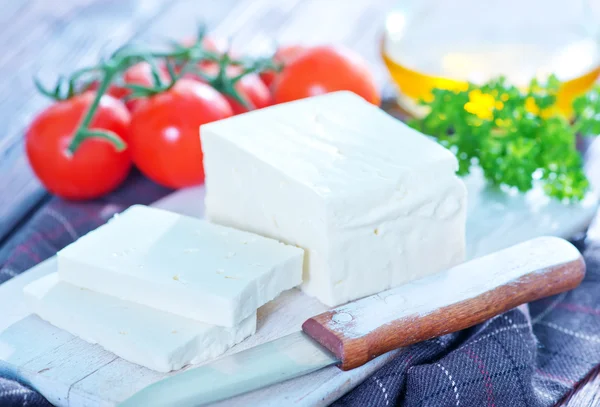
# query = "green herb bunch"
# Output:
<box><xmin>409</xmin><ymin>76</ymin><xmax>600</xmax><ymax>201</ymax></box>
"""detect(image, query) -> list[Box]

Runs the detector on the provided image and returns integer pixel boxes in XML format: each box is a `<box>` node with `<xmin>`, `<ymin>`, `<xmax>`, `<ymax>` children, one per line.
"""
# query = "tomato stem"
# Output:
<box><xmin>66</xmin><ymin>63</ymin><xmax>125</xmax><ymax>155</ymax></box>
<box><xmin>34</xmin><ymin>77</ymin><xmax>59</xmax><ymax>100</ymax></box>
<box><xmin>124</xmin><ymin>59</ymin><xmax>187</xmax><ymax>100</ymax></box>
<box><xmin>85</xmin><ymin>129</ymin><xmax>126</xmax><ymax>150</ymax></box>
<box><xmin>45</xmin><ymin>24</ymin><xmax>277</xmax><ymax>158</ymax></box>
<box><xmin>204</xmin><ymin>50</ymin><xmax>254</xmax><ymax>110</ymax></box>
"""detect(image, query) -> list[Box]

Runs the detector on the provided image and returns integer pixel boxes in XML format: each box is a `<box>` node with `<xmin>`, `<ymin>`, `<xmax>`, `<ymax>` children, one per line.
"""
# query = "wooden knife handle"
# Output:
<box><xmin>302</xmin><ymin>236</ymin><xmax>585</xmax><ymax>371</ymax></box>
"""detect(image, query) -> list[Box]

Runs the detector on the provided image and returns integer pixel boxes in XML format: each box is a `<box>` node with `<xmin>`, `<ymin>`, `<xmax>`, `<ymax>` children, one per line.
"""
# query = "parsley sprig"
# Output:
<box><xmin>409</xmin><ymin>76</ymin><xmax>600</xmax><ymax>201</ymax></box>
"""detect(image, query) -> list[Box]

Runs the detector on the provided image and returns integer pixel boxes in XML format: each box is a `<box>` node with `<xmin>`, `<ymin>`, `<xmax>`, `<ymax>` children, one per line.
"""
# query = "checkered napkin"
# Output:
<box><xmin>0</xmin><ymin>172</ymin><xmax>170</xmax><ymax>407</ymax></box>
<box><xmin>335</xmin><ymin>233</ymin><xmax>600</xmax><ymax>407</ymax></box>
<box><xmin>1</xmin><ymin>171</ymin><xmax>600</xmax><ymax>406</ymax></box>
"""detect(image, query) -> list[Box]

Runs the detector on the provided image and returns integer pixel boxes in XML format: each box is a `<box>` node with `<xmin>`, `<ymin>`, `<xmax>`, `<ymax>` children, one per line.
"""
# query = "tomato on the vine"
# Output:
<box><xmin>226</xmin><ymin>70</ymin><xmax>271</xmax><ymax>114</ymax></box>
<box><xmin>180</xmin><ymin>36</ymin><xmax>229</xmax><ymax>71</ymax></box>
<box><xmin>88</xmin><ymin>62</ymin><xmax>168</xmax><ymax>111</ymax></box>
<box><xmin>122</xmin><ymin>62</ymin><xmax>168</xmax><ymax>111</ymax></box>
<box><xmin>26</xmin><ymin>92</ymin><xmax>131</xmax><ymax>200</ymax></box>
<box><xmin>201</xmin><ymin>64</ymin><xmax>271</xmax><ymax>114</ymax></box>
<box><xmin>128</xmin><ymin>79</ymin><xmax>233</xmax><ymax>188</ymax></box>
<box><xmin>273</xmin><ymin>45</ymin><xmax>380</xmax><ymax>105</ymax></box>
<box><xmin>260</xmin><ymin>45</ymin><xmax>307</xmax><ymax>88</ymax></box>
<box><xmin>178</xmin><ymin>36</ymin><xmax>270</xmax><ymax>113</ymax></box>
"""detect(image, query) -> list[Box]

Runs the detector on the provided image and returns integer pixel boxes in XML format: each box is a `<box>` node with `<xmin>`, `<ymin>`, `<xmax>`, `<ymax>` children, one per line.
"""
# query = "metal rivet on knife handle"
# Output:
<box><xmin>302</xmin><ymin>236</ymin><xmax>585</xmax><ymax>371</ymax></box>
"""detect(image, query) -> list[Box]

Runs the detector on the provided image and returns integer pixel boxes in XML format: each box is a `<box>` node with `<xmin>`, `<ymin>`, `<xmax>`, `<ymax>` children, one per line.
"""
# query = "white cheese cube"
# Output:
<box><xmin>58</xmin><ymin>205</ymin><xmax>303</xmax><ymax>327</ymax></box>
<box><xmin>24</xmin><ymin>273</ymin><xmax>256</xmax><ymax>372</ymax></box>
<box><xmin>202</xmin><ymin>91</ymin><xmax>467</xmax><ymax>307</ymax></box>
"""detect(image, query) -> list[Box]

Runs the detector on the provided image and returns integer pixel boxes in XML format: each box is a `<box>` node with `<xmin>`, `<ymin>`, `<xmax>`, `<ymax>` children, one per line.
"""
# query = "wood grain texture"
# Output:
<box><xmin>303</xmin><ymin>237</ymin><xmax>586</xmax><ymax>370</ymax></box>
<box><xmin>0</xmin><ymin>0</ymin><xmax>174</xmax><ymax>242</ymax></box>
<box><xmin>0</xmin><ymin>0</ymin><xmax>395</xmax><ymax>244</ymax></box>
<box><xmin>561</xmin><ymin>365</ymin><xmax>600</xmax><ymax>406</ymax></box>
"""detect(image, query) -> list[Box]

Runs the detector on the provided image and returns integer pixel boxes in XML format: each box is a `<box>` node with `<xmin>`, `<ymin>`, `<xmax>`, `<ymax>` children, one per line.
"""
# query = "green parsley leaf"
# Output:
<box><xmin>409</xmin><ymin>75</ymin><xmax>599</xmax><ymax>201</ymax></box>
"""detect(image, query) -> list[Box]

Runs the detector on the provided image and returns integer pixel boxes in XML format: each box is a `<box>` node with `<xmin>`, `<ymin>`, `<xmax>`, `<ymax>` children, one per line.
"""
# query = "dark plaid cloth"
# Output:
<box><xmin>334</xmin><ymin>236</ymin><xmax>600</xmax><ymax>407</ymax></box>
<box><xmin>0</xmin><ymin>172</ymin><xmax>170</xmax><ymax>407</ymax></box>
<box><xmin>0</xmin><ymin>377</ymin><xmax>54</xmax><ymax>407</ymax></box>
<box><xmin>1</xmin><ymin>171</ymin><xmax>600</xmax><ymax>407</ymax></box>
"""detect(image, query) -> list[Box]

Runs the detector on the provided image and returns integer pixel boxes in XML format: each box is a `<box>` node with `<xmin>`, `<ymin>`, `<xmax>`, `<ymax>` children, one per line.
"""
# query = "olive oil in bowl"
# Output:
<box><xmin>382</xmin><ymin>0</ymin><xmax>600</xmax><ymax>117</ymax></box>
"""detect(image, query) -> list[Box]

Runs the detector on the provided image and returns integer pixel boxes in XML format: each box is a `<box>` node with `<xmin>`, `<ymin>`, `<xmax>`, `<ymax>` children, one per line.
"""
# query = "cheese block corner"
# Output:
<box><xmin>201</xmin><ymin>91</ymin><xmax>467</xmax><ymax>306</ymax></box>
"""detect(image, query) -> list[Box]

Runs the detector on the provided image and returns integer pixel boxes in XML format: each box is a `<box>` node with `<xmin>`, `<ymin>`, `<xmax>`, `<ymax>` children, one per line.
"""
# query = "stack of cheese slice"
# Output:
<box><xmin>23</xmin><ymin>205</ymin><xmax>304</xmax><ymax>372</ymax></box>
<box><xmin>24</xmin><ymin>91</ymin><xmax>468</xmax><ymax>373</ymax></box>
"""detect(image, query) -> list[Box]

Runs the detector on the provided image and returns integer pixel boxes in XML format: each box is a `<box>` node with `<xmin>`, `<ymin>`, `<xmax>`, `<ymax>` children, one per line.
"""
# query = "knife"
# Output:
<box><xmin>120</xmin><ymin>236</ymin><xmax>585</xmax><ymax>407</ymax></box>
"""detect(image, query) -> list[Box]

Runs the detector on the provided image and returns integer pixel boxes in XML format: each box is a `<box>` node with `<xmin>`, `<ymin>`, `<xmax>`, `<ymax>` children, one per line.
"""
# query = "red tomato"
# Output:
<box><xmin>128</xmin><ymin>79</ymin><xmax>233</xmax><ymax>188</ymax></box>
<box><xmin>26</xmin><ymin>92</ymin><xmax>131</xmax><ymax>200</ymax></box>
<box><xmin>202</xmin><ymin>64</ymin><xmax>271</xmax><ymax>114</ymax></box>
<box><xmin>273</xmin><ymin>45</ymin><xmax>380</xmax><ymax>105</ymax></box>
<box><xmin>260</xmin><ymin>45</ymin><xmax>307</xmax><ymax>88</ymax></box>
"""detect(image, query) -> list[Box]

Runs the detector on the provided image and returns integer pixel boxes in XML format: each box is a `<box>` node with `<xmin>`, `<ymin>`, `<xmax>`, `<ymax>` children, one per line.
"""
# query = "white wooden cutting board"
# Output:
<box><xmin>0</xmin><ymin>171</ymin><xmax>597</xmax><ymax>407</ymax></box>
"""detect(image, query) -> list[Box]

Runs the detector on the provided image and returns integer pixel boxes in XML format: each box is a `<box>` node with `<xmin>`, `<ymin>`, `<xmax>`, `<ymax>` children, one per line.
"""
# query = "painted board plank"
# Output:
<box><xmin>0</xmin><ymin>0</ymin><xmax>393</xmax><ymax>244</ymax></box>
<box><xmin>0</xmin><ymin>165</ymin><xmax>597</xmax><ymax>407</ymax></box>
<box><xmin>0</xmin><ymin>0</ymin><xmax>400</xmax><ymax>247</ymax></box>
<box><xmin>0</xmin><ymin>0</ymin><xmax>175</xmax><ymax>242</ymax></box>
<box><xmin>0</xmin><ymin>0</ymin><xmax>253</xmax><ymax>242</ymax></box>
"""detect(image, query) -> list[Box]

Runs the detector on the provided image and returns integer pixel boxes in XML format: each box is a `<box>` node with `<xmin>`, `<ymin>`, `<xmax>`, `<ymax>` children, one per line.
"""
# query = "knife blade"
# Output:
<box><xmin>120</xmin><ymin>331</ymin><xmax>337</xmax><ymax>407</ymax></box>
<box><xmin>120</xmin><ymin>236</ymin><xmax>585</xmax><ymax>407</ymax></box>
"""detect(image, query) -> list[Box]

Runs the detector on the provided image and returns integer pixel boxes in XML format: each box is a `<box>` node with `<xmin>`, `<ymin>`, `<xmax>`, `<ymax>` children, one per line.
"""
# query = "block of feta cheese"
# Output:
<box><xmin>24</xmin><ymin>273</ymin><xmax>255</xmax><ymax>372</ymax></box>
<box><xmin>58</xmin><ymin>205</ymin><xmax>303</xmax><ymax>327</ymax></box>
<box><xmin>202</xmin><ymin>91</ymin><xmax>467</xmax><ymax>307</ymax></box>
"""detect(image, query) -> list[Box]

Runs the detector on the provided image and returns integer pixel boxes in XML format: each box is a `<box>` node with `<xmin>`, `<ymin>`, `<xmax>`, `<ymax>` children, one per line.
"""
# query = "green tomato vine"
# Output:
<box><xmin>34</xmin><ymin>25</ymin><xmax>280</xmax><ymax>156</ymax></box>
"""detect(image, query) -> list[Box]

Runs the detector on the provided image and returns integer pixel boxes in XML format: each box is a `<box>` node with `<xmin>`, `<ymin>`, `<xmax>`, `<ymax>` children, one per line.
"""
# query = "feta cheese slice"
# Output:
<box><xmin>202</xmin><ymin>91</ymin><xmax>467</xmax><ymax>307</ymax></box>
<box><xmin>58</xmin><ymin>205</ymin><xmax>303</xmax><ymax>327</ymax></box>
<box><xmin>24</xmin><ymin>273</ymin><xmax>256</xmax><ymax>372</ymax></box>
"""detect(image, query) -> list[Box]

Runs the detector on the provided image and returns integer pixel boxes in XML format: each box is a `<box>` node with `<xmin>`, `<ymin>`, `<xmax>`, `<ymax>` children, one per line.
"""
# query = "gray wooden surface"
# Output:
<box><xmin>0</xmin><ymin>0</ymin><xmax>598</xmax><ymax>405</ymax></box>
<box><xmin>0</xmin><ymin>0</ymin><xmax>394</xmax><ymax>244</ymax></box>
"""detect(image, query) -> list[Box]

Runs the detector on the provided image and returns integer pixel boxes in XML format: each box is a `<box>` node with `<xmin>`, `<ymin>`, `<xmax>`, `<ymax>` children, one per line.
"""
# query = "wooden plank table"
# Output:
<box><xmin>0</xmin><ymin>0</ymin><xmax>598</xmax><ymax>405</ymax></box>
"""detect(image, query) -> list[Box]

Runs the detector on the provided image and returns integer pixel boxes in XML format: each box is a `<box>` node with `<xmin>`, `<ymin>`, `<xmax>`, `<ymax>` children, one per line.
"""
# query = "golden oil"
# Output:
<box><xmin>382</xmin><ymin>0</ymin><xmax>600</xmax><ymax>117</ymax></box>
